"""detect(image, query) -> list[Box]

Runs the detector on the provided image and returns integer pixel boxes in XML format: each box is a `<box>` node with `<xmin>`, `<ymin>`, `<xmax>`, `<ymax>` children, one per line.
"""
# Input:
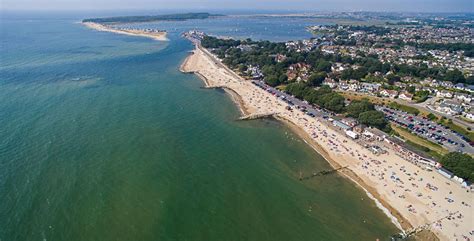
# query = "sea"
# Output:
<box><xmin>0</xmin><ymin>11</ymin><xmax>400</xmax><ymax>241</ymax></box>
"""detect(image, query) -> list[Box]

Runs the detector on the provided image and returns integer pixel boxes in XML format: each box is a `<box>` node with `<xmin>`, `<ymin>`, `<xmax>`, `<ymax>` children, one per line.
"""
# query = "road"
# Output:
<box><xmin>251</xmin><ymin>80</ymin><xmax>330</xmax><ymax>119</ymax></box>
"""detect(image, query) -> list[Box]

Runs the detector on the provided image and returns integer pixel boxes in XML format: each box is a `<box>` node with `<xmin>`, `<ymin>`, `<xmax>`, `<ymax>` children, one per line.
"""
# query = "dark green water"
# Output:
<box><xmin>0</xmin><ymin>14</ymin><xmax>399</xmax><ymax>241</ymax></box>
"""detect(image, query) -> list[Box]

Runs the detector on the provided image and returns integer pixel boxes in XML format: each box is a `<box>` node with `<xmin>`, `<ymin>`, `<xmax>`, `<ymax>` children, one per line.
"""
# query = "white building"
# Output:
<box><xmin>399</xmin><ymin>92</ymin><xmax>414</xmax><ymax>101</ymax></box>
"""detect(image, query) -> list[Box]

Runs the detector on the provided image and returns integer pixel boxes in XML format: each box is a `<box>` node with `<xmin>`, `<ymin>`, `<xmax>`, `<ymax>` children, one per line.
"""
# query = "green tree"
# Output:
<box><xmin>444</xmin><ymin>69</ymin><xmax>465</xmax><ymax>84</ymax></box>
<box><xmin>386</xmin><ymin>74</ymin><xmax>400</xmax><ymax>85</ymax></box>
<box><xmin>440</xmin><ymin>152</ymin><xmax>474</xmax><ymax>181</ymax></box>
<box><xmin>265</xmin><ymin>75</ymin><xmax>280</xmax><ymax>87</ymax></box>
<box><xmin>346</xmin><ymin>99</ymin><xmax>375</xmax><ymax>118</ymax></box>
<box><xmin>314</xmin><ymin>60</ymin><xmax>332</xmax><ymax>73</ymax></box>
<box><xmin>278</xmin><ymin>74</ymin><xmax>288</xmax><ymax>84</ymax></box>
<box><xmin>427</xmin><ymin>113</ymin><xmax>438</xmax><ymax>121</ymax></box>
<box><xmin>307</xmin><ymin>72</ymin><xmax>326</xmax><ymax>86</ymax></box>
<box><xmin>341</xmin><ymin>68</ymin><xmax>353</xmax><ymax>80</ymax></box>
<box><xmin>465</xmin><ymin>75</ymin><xmax>474</xmax><ymax>85</ymax></box>
<box><xmin>238</xmin><ymin>65</ymin><xmax>247</xmax><ymax>73</ymax></box>
<box><xmin>358</xmin><ymin>110</ymin><xmax>388</xmax><ymax>130</ymax></box>
<box><xmin>321</xmin><ymin>93</ymin><xmax>345</xmax><ymax>112</ymax></box>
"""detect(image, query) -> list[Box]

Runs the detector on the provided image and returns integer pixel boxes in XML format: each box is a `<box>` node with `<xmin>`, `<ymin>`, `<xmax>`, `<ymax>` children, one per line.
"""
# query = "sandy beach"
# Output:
<box><xmin>181</xmin><ymin>45</ymin><xmax>473</xmax><ymax>241</ymax></box>
<box><xmin>83</xmin><ymin>22</ymin><xmax>168</xmax><ymax>41</ymax></box>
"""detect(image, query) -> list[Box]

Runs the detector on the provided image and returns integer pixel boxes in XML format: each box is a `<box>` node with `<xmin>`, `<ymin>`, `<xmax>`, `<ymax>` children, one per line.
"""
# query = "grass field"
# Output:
<box><xmin>339</xmin><ymin>92</ymin><xmax>389</xmax><ymax>105</ymax></box>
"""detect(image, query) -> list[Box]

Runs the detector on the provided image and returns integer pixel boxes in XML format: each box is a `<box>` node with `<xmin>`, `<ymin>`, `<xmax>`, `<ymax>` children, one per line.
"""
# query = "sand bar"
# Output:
<box><xmin>83</xmin><ymin>22</ymin><xmax>168</xmax><ymax>41</ymax></box>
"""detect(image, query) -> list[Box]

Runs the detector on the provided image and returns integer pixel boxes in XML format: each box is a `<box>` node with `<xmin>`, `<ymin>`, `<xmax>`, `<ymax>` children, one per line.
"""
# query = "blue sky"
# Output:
<box><xmin>2</xmin><ymin>0</ymin><xmax>473</xmax><ymax>12</ymax></box>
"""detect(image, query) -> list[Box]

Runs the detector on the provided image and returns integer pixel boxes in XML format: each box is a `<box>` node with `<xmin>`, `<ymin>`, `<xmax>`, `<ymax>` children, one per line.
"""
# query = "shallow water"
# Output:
<box><xmin>0</xmin><ymin>13</ymin><xmax>399</xmax><ymax>241</ymax></box>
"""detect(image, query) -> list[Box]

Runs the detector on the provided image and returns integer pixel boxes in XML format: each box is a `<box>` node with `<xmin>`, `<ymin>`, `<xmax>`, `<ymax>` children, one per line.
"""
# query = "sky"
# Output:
<box><xmin>1</xmin><ymin>0</ymin><xmax>473</xmax><ymax>12</ymax></box>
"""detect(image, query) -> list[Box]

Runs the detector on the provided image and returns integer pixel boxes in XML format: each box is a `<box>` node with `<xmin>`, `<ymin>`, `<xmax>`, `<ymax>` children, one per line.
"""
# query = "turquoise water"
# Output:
<box><xmin>0</xmin><ymin>14</ymin><xmax>399</xmax><ymax>241</ymax></box>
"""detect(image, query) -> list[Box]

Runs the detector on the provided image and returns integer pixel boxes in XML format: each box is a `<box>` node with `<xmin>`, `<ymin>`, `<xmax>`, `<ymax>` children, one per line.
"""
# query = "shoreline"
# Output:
<box><xmin>82</xmin><ymin>22</ymin><xmax>168</xmax><ymax>41</ymax></box>
<box><xmin>181</xmin><ymin>48</ymin><xmax>410</xmax><ymax>231</ymax></box>
<box><xmin>179</xmin><ymin>44</ymin><xmax>472</xmax><ymax>241</ymax></box>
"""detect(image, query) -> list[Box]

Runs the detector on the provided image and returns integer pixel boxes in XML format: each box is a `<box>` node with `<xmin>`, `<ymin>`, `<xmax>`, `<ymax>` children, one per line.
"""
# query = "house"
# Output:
<box><xmin>275</xmin><ymin>54</ymin><xmax>287</xmax><ymax>63</ymax></box>
<box><xmin>360</xmin><ymin>83</ymin><xmax>381</xmax><ymax>93</ymax></box>
<box><xmin>410</xmin><ymin>83</ymin><xmax>423</xmax><ymax>91</ymax></box>
<box><xmin>399</xmin><ymin>92</ymin><xmax>414</xmax><ymax>101</ymax></box>
<box><xmin>338</xmin><ymin>80</ymin><xmax>349</xmax><ymax>91</ymax></box>
<box><xmin>455</xmin><ymin>93</ymin><xmax>473</xmax><ymax>103</ymax></box>
<box><xmin>440</xmin><ymin>81</ymin><xmax>454</xmax><ymax>88</ymax></box>
<box><xmin>331</xmin><ymin>62</ymin><xmax>347</xmax><ymax>73</ymax></box>
<box><xmin>436</xmin><ymin>100</ymin><xmax>464</xmax><ymax>116</ymax></box>
<box><xmin>454</xmin><ymin>83</ymin><xmax>466</xmax><ymax>91</ymax></box>
<box><xmin>247</xmin><ymin>65</ymin><xmax>263</xmax><ymax>79</ymax></box>
<box><xmin>323</xmin><ymin>78</ymin><xmax>338</xmax><ymax>88</ymax></box>
<box><xmin>429</xmin><ymin>79</ymin><xmax>440</xmax><ymax>87</ymax></box>
<box><xmin>287</xmin><ymin>63</ymin><xmax>311</xmax><ymax>82</ymax></box>
<box><xmin>348</xmin><ymin>80</ymin><xmax>360</xmax><ymax>91</ymax></box>
<box><xmin>237</xmin><ymin>44</ymin><xmax>253</xmax><ymax>52</ymax></box>
<box><xmin>453</xmin><ymin>83</ymin><xmax>474</xmax><ymax>92</ymax></box>
<box><xmin>394</xmin><ymin>81</ymin><xmax>407</xmax><ymax>88</ymax></box>
<box><xmin>468</xmin><ymin>85</ymin><xmax>474</xmax><ymax>92</ymax></box>
<box><xmin>436</xmin><ymin>90</ymin><xmax>453</xmax><ymax>98</ymax></box>
<box><xmin>465</xmin><ymin>109</ymin><xmax>474</xmax><ymax>121</ymax></box>
<box><xmin>380</xmin><ymin>89</ymin><xmax>399</xmax><ymax>99</ymax></box>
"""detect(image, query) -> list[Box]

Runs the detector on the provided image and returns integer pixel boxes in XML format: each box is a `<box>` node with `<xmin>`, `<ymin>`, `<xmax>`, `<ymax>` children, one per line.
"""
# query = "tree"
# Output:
<box><xmin>440</xmin><ymin>152</ymin><xmax>474</xmax><ymax>181</ymax></box>
<box><xmin>278</xmin><ymin>74</ymin><xmax>288</xmax><ymax>84</ymax></box>
<box><xmin>386</xmin><ymin>74</ymin><xmax>400</xmax><ymax>85</ymax></box>
<box><xmin>414</xmin><ymin>90</ymin><xmax>430</xmax><ymax>103</ymax></box>
<box><xmin>346</xmin><ymin>99</ymin><xmax>375</xmax><ymax>118</ymax></box>
<box><xmin>314</xmin><ymin>60</ymin><xmax>332</xmax><ymax>73</ymax></box>
<box><xmin>307</xmin><ymin>72</ymin><xmax>326</xmax><ymax>86</ymax></box>
<box><xmin>341</xmin><ymin>68</ymin><xmax>353</xmax><ymax>80</ymax></box>
<box><xmin>285</xmin><ymin>83</ymin><xmax>308</xmax><ymax>99</ymax></box>
<box><xmin>466</xmin><ymin>75</ymin><xmax>474</xmax><ymax>85</ymax></box>
<box><xmin>238</xmin><ymin>65</ymin><xmax>247</xmax><ymax>73</ymax></box>
<box><xmin>265</xmin><ymin>75</ymin><xmax>280</xmax><ymax>87</ymax></box>
<box><xmin>444</xmin><ymin>69</ymin><xmax>465</xmax><ymax>84</ymax></box>
<box><xmin>358</xmin><ymin>110</ymin><xmax>388</xmax><ymax>130</ymax></box>
<box><xmin>321</xmin><ymin>93</ymin><xmax>345</xmax><ymax>113</ymax></box>
<box><xmin>427</xmin><ymin>113</ymin><xmax>437</xmax><ymax>121</ymax></box>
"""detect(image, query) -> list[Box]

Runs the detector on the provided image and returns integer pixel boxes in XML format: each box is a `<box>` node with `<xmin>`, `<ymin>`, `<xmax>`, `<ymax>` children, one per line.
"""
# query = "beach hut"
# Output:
<box><xmin>333</xmin><ymin>120</ymin><xmax>352</xmax><ymax>131</ymax></box>
<box><xmin>437</xmin><ymin>168</ymin><xmax>454</xmax><ymax>179</ymax></box>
